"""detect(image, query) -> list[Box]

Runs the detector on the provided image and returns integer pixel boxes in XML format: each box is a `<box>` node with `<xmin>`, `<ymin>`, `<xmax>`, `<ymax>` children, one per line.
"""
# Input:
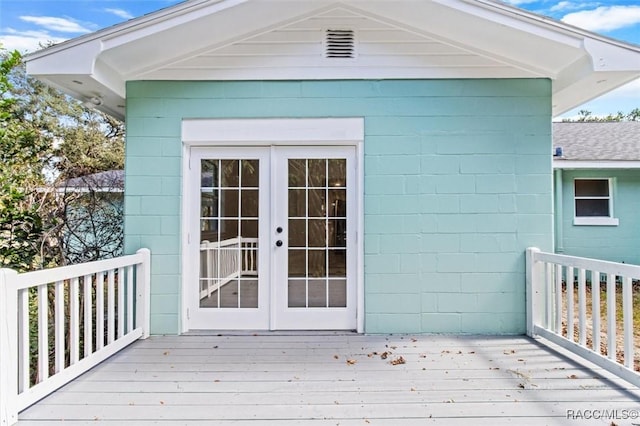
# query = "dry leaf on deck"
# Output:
<box><xmin>390</xmin><ymin>356</ymin><xmax>406</xmax><ymax>365</ymax></box>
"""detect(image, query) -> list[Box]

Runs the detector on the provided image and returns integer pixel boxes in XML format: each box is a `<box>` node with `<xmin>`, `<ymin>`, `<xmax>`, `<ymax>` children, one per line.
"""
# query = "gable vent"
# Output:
<box><xmin>324</xmin><ymin>29</ymin><xmax>356</xmax><ymax>59</ymax></box>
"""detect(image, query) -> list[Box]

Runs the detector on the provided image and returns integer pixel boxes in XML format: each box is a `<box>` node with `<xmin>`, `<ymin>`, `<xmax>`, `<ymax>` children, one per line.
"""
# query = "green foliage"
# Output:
<box><xmin>0</xmin><ymin>48</ymin><xmax>48</xmax><ymax>270</ymax></box>
<box><xmin>562</xmin><ymin>108</ymin><xmax>640</xmax><ymax>122</ymax></box>
<box><xmin>0</xmin><ymin>45</ymin><xmax>124</xmax><ymax>270</ymax></box>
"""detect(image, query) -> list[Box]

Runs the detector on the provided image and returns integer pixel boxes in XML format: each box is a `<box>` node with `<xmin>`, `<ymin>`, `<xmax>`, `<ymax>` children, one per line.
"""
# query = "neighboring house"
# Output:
<box><xmin>553</xmin><ymin>122</ymin><xmax>640</xmax><ymax>265</ymax></box>
<box><xmin>25</xmin><ymin>0</ymin><xmax>640</xmax><ymax>335</ymax></box>
<box><xmin>56</xmin><ymin>170</ymin><xmax>124</xmax><ymax>263</ymax></box>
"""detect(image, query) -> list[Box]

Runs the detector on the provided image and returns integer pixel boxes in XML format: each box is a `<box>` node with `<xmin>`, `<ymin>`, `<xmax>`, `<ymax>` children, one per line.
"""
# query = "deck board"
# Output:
<box><xmin>18</xmin><ymin>334</ymin><xmax>640</xmax><ymax>425</ymax></box>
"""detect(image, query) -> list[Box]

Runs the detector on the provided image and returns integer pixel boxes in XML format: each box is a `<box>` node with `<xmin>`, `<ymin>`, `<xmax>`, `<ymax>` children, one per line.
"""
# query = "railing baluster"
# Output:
<box><xmin>37</xmin><ymin>283</ymin><xmax>49</xmax><ymax>382</ymax></box>
<box><xmin>127</xmin><ymin>265</ymin><xmax>134</xmax><ymax>333</ymax></box>
<box><xmin>555</xmin><ymin>264</ymin><xmax>562</xmax><ymax>334</ymax></box>
<box><xmin>606</xmin><ymin>273</ymin><xmax>616</xmax><ymax>361</ymax></box>
<box><xmin>70</xmin><ymin>277</ymin><xmax>80</xmax><ymax>365</ymax></box>
<box><xmin>84</xmin><ymin>274</ymin><xmax>93</xmax><ymax>358</ymax></box>
<box><xmin>623</xmin><ymin>277</ymin><xmax>633</xmax><ymax>369</ymax></box>
<box><xmin>54</xmin><ymin>280</ymin><xmax>65</xmax><ymax>373</ymax></box>
<box><xmin>544</xmin><ymin>262</ymin><xmax>552</xmax><ymax>329</ymax></box>
<box><xmin>118</xmin><ymin>267</ymin><xmax>125</xmax><ymax>339</ymax></box>
<box><xmin>18</xmin><ymin>288</ymin><xmax>29</xmax><ymax>392</ymax></box>
<box><xmin>96</xmin><ymin>272</ymin><xmax>105</xmax><ymax>350</ymax></box>
<box><xmin>578</xmin><ymin>268</ymin><xmax>587</xmax><ymax>346</ymax></box>
<box><xmin>107</xmin><ymin>269</ymin><xmax>115</xmax><ymax>344</ymax></box>
<box><xmin>566</xmin><ymin>267</ymin><xmax>574</xmax><ymax>341</ymax></box>
<box><xmin>591</xmin><ymin>270</ymin><xmax>601</xmax><ymax>354</ymax></box>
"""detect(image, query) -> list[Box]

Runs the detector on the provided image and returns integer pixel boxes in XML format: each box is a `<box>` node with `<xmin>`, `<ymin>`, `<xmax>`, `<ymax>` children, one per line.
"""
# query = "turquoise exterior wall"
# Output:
<box><xmin>557</xmin><ymin>169</ymin><xmax>640</xmax><ymax>264</ymax></box>
<box><xmin>124</xmin><ymin>79</ymin><xmax>553</xmax><ymax>335</ymax></box>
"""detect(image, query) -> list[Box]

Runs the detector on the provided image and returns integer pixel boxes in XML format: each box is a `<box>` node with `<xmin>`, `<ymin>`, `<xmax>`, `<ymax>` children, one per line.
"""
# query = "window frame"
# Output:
<box><xmin>573</xmin><ymin>177</ymin><xmax>619</xmax><ymax>226</ymax></box>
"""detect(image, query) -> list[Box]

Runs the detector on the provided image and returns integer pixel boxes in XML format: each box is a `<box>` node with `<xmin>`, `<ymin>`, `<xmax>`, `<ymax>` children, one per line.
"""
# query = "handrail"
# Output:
<box><xmin>0</xmin><ymin>248</ymin><xmax>151</xmax><ymax>425</ymax></box>
<box><xmin>526</xmin><ymin>247</ymin><xmax>639</xmax><ymax>387</ymax></box>
<box><xmin>199</xmin><ymin>237</ymin><xmax>258</xmax><ymax>300</ymax></box>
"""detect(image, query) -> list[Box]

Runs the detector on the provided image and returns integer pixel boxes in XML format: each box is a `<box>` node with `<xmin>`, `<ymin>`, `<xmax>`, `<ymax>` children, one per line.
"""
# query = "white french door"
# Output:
<box><xmin>186</xmin><ymin>146</ymin><xmax>357</xmax><ymax>330</ymax></box>
<box><xmin>272</xmin><ymin>146</ymin><xmax>357</xmax><ymax>329</ymax></box>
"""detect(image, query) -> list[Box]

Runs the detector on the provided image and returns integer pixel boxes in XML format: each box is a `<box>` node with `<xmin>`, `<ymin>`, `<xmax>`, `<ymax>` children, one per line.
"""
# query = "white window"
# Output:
<box><xmin>573</xmin><ymin>178</ymin><xmax>618</xmax><ymax>226</ymax></box>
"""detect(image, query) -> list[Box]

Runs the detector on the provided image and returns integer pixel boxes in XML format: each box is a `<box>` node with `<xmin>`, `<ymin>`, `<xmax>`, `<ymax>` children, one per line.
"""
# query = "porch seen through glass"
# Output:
<box><xmin>199</xmin><ymin>159</ymin><xmax>259</xmax><ymax>308</ymax></box>
<box><xmin>287</xmin><ymin>158</ymin><xmax>347</xmax><ymax>308</ymax></box>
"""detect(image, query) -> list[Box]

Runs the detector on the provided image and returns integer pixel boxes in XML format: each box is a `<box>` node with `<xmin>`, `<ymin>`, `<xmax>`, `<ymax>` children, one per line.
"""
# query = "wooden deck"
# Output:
<box><xmin>18</xmin><ymin>333</ymin><xmax>640</xmax><ymax>425</ymax></box>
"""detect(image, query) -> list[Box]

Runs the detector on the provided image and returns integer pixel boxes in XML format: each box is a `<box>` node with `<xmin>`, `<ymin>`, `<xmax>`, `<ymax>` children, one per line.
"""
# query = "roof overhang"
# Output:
<box><xmin>25</xmin><ymin>0</ymin><xmax>640</xmax><ymax>120</ymax></box>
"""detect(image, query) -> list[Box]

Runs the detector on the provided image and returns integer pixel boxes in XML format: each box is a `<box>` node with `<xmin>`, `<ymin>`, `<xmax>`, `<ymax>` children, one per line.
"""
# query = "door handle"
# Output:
<box><xmin>276</xmin><ymin>226</ymin><xmax>283</xmax><ymax>233</ymax></box>
<box><xmin>276</xmin><ymin>240</ymin><xmax>283</xmax><ymax>247</ymax></box>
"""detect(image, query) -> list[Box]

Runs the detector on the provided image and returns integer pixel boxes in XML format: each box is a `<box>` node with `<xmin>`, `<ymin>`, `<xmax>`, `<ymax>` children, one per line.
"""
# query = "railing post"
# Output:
<box><xmin>136</xmin><ymin>248</ymin><xmax>151</xmax><ymax>339</ymax></box>
<box><xmin>526</xmin><ymin>247</ymin><xmax>543</xmax><ymax>337</ymax></box>
<box><xmin>0</xmin><ymin>268</ymin><xmax>19</xmax><ymax>425</ymax></box>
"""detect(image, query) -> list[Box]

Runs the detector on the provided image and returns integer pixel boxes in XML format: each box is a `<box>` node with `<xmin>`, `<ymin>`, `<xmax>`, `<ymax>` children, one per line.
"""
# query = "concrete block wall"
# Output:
<box><xmin>125</xmin><ymin>79</ymin><xmax>553</xmax><ymax>334</ymax></box>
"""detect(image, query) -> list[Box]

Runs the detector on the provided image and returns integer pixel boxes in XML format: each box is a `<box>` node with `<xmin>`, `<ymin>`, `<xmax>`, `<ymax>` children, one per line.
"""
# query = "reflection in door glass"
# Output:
<box><xmin>287</xmin><ymin>158</ymin><xmax>347</xmax><ymax>308</ymax></box>
<box><xmin>199</xmin><ymin>159</ymin><xmax>259</xmax><ymax>309</ymax></box>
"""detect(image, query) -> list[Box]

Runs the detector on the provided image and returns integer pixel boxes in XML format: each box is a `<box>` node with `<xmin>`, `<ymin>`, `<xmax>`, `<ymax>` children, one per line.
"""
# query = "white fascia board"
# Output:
<box><xmin>26</xmin><ymin>40</ymin><xmax>101</xmax><ymax>76</ymax></box>
<box><xmin>553</xmin><ymin>160</ymin><xmax>640</xmax><ymax>170</ymax></box>
<box><xmin>440</xmin><ymin>0</ymin><xmax>584</xmax><ymax>48</ymax></box>
<box><xmin>100</xmin><ymin>0</ymin><xmax>247</xmax><ymax>50</ymax></box>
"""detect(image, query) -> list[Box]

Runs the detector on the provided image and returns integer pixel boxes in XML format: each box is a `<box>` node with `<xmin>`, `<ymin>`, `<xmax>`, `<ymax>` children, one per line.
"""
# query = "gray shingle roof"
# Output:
<box><xmin>61</xmin><ymin>170</ymin><xmax>124</xmax><ymax>190</ymax></box>
<box><xmin>553</xmin><ymin>122</ymin><xmax>640</xmax><ymax>162</ymax></box>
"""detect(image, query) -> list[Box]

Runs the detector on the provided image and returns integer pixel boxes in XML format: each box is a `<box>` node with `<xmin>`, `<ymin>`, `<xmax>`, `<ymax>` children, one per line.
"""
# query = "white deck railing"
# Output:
<box><xmin>0</xmin><ymin>248</ymin><xmax>150</xmax><ymax>425</ymax></box>
<box><xmin>526</xmin><ymin>247</ymin><xmax>639</xmax><ymax>387</ymax></box>
<box><xmin>200</xmin><ymin>238</ymin><xmax>258</xmax><ymax>299</ymax></box>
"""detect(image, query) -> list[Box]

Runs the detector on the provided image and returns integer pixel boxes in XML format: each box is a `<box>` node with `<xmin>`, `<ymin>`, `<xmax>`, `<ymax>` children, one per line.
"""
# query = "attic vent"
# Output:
<box><xmin>324</xmin><ymin>29</ymin><xmax>356</xmax><ymax>59</ymax></box>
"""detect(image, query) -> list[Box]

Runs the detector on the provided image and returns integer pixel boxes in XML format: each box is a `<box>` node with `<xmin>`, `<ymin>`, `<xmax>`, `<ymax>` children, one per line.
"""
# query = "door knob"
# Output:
<box><xmin>276</xmin><ymin>226</ymin><xmax>283</xmax><ymax>233</ymax></box>
<box><xmin>276</xmin><ymin>240</ymin><xmax>283</xmax><ymax>247</ymax></box>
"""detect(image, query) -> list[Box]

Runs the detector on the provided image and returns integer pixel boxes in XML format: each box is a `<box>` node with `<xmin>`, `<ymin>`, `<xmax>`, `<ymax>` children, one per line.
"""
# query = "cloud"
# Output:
<box><xmin>550</xmin><ymin>2</ymin><xmax>598</xmax><ymax>13</ymax></box>
<box><xmin>104</xmin><ymin>8</ymin><xmax>134</xmax><ymax>20</ymax></box>
<box><xmin>500</xmin><ymin>0</ymin><xmax>539</xmax><ymax>5</ymax></box>
<box><xmin>562</xmin><ymin>5</ymin><xmax>640</xmax><ymax>31</ymax></box>
<box><xmin>20</xmin><ymin>16</ymin><xmax>92</xmax><ymax>34</ymax></box>
<box><xmin>0</xmin><ymin>29</ymin><xmax>67</xmax><ymax>53</ymax></box>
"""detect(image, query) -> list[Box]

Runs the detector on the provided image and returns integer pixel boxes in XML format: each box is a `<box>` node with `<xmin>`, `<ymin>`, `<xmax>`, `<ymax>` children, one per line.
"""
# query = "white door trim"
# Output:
<box><xmin>182</xmin><ymin>118</ymin><xmax>364</xmax><ymax>145</ymax></box>
<box><xmin>181</xmin><ymin>118</ymin><xmax>365</xmax><ymax>333</ymax></box>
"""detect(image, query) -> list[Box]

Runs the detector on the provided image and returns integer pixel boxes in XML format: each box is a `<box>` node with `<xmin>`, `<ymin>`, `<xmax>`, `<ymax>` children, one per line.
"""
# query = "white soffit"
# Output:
<box><xmin>25</xmin><ymin>0</ymin><xmax>640</xmax><ymax>120</ymax></box>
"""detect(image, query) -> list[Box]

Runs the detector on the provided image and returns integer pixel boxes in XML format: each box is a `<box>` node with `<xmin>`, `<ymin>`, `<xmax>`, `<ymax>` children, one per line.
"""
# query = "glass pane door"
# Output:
<box><xmin>287</xmin><ymin>158</ymin><xmax>347</xmax><ymax>308</ymax></box>
<box><xmin>274</xmin><ymin>146</ymin><xmax>357</xmax><ymax>330</ymax></box>
<box><xmin>188</xmin><ymin>147</ymin><xmax>270</xmax><ymax>331</ymax></box>
<box><xmin>199</xmin><ymin>159</ymin><xmax>260</xmax><ymax>309</ymax></box>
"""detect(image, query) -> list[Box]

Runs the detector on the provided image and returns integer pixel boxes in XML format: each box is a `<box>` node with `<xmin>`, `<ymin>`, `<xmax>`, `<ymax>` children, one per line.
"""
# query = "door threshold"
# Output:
<box><xmin>183</xmin><ymin>329</ymin><xmax>358</xmax><ymax>336</ymax></box>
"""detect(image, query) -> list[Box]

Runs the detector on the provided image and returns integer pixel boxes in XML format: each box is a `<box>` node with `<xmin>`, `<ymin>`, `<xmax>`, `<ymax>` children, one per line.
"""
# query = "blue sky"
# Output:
<box><xmin>0</xmin><ymin>0</ymin><xmax>638</xmax><ymax>119</ymax></box>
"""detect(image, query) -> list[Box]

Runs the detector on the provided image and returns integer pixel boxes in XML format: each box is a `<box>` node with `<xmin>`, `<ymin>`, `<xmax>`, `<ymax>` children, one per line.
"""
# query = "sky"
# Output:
<box><xmin>0</xmin><ymin>0</ymin><xmax>638</xmax><ymax>119</ymax></box>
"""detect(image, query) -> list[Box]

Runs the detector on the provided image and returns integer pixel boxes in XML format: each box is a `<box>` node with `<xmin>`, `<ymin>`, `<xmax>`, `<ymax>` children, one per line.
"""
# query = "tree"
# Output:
<box><xmin>0</xmin><ymin>48</ymin><xmax>49</xmax><ymax>271</ymax></box>
<box><xmin>0</xmin><ymin>46</ymin><xmax>125</xmax><ymax>269</ymax></box>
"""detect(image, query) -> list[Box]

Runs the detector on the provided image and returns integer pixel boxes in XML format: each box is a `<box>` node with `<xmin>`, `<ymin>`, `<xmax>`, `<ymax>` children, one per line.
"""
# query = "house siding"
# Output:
<box><xmin>124</xmin><ymin>79</ymin><xmax>553</xmax><ymax>335</ymax></box>
<box><xmin>558</xmin><ymin>169</ymin><xmax>640</xmax><ymax>264</ymax></box>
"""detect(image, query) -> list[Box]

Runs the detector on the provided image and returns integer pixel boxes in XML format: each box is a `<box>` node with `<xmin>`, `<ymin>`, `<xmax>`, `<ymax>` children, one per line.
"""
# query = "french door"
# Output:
<box><xmin>186</xmin><ymin>146</ymin><xmax>357</xmax><ymax>330</ymax></box>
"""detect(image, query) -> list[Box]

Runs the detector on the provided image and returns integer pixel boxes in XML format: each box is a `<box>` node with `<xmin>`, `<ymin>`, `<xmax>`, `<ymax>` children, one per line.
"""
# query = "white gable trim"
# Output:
<box><xmin>25</xmin><ymin>0</ymin><xmax>640</xmax><ymax>120</ymax></box>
